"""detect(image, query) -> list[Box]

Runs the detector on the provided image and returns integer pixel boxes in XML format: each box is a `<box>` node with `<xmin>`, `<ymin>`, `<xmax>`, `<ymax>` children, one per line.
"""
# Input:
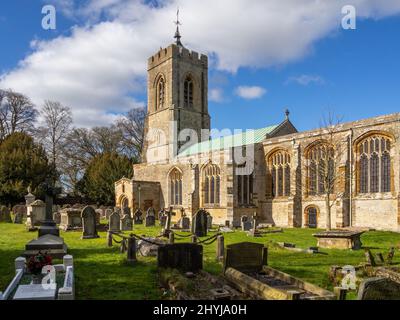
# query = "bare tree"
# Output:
<box><xmin>60</xmin><ymin>125</ymin><xmax>125</xmax><ymax>194</ymax></box>
<box><xmin>116</xmin><ymin>107</ymin><xmax>147</xmax><ymax>160</ymax></box>
<box><xmin>36</xmin><ymin>101</ymin><xmax>73</xmax><ymax>182</ymax></box>
<box><xmin>302</xmin><ymin>112</ymin><xmax>349</xmax><ymax>230</ymax></box>
<box><xmin>0</xmin><ymin>90</ymin><xmax>38</xmax><ymax>140</ymax></box>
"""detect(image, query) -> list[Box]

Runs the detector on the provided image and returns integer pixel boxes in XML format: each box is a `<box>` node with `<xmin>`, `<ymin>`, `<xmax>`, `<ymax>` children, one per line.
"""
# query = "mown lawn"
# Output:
<box><xmin>1</xmin><ymin>221</ymin><xmax>399</xmax><ymax>300</ymax></box>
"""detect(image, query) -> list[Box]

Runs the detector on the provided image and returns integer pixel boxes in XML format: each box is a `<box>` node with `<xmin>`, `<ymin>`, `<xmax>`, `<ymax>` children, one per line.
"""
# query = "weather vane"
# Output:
<box><xmin>174</xmin><ymin>8</ymin><xmax>183</xmax><ymax>47</ymax></box>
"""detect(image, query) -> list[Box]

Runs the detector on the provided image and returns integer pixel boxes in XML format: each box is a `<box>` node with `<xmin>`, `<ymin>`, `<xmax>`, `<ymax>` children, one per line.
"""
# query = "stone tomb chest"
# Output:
<box><xmin>313</xmin><ymin>231</ymin><xmax>364</xmax><ymax>250</ymax></box>
<box><xmin>60</xmin><ymin>208</ymin><xmax>100</xmax><ymax>231</ymax></box>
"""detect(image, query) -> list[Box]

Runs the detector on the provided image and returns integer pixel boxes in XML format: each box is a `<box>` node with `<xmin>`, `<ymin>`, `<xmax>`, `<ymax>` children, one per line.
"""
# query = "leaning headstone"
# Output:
<box><xmin>120</xmin><ymin>214</ymin><xmax>133</xmax><ymax>231</ymax></box>
<box><xmin>365</xmin><ymin>249</ymin><xmax>376</xmax><ymax>267</ymax></box>
<box><xmin>81</xmin><ymin>206</ymin><xmax>99</xmax><ymax>239</ymax></box>
<box><xmin>358</xmin><ymin>277</ymin><xmax>400</xmax><ymax>300</ymax></box>
<box><xmin>157</xmin><ymin>243</ymin><xmax>203</xmax><ymax>273</ymax></box>
<box><xmin>0</xmin><ymin>206</ymin><xmax>12</xmax><ymax>223</ymax></box>
<box><xmin>109</xmin><ymin>212</ymin><xmax>121</xmax><ymax>233</ymax></box>
<box><xmin>133</xmin><ymin>209</ymin><xmax>143</xmax><ymax>225</ymax></box>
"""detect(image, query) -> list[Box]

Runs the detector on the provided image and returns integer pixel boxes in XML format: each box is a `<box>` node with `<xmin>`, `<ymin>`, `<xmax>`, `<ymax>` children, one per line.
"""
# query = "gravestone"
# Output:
<box><xmin>358</xmin><ymin>277</ymin><xmax>400</xmax><ymax>300</ymax></box>
<box><xmin>13</xmin><ymin>205</ymin><xmax>27</xmax><ymax>218</ymax></box>
<box><xmin>59</xmin><ymin>209</ymin><xmax>82</xmax><ymax>231</ymax></box>
<box><xmin>207</xmin><ymin>214</ymin><xmax>213</xmax><ymax>230</ymax></box>
<box><xmin>81</xmin><ymin>206</ymin><xmax>99</xmax><ymax>239</ymax></box>
<box><xmin>241</xmin><ymin>216</ymin><xmax>252</xmax><ymax>231</ymax></box>
<box><xmin>179</xmin><ymin>216</ymin><xmax>190</xmax><ymax>230</ymax></box>
<box><xmin>145</xmin><ymin>207</ymin><xmax>156</xmax><ymax>227</ymax></box>
<box><xmin>0</xmin><ymin>206</ymin><xmax>11</xmax><ymax>223</ymax></box>
<box><xmin>109</xmin><ymin>212</ymin><xmax>121</xmax><ymax>233</ymax></box>
<box><xmin>122</xmin><ymin>207</ymin><xmax>131</xmax><ymax>218</ymax></box>
<box><xmin>133</xmin><ymin>209</ymin><xmax>143</xmax><ymax>225</ymax></box>
<box><xmin>224</xmin><ymin>242</ymin><xmax>268</xmax><ymax>273</ymax></box>
<box><xmin>177</xmin><ymin>208</ymin><xmax>190</xmax><ymax>230</ymax></box>
<box><xmin>105</xmin><ymin>209</ymin><xmax>113</xmax><ymax>220</ymax></box>
<box><xmin>30</xmin><ymin>200</ymin><xmax>46</xmax><ymax>225</ymax></box>
<box><xmin>192</xmin><ymin>209</ymin><xmax>208</xmax><ymax>237</ymax></box>
<box><xmin>159</xmin><ymin>210</ymin><xmax>167</xmax><ymax>227</ymax></box>
<box><xmin>13</xmin><ymin>211</ymin><xmax>24</xmax><ymax>224</ymax></box>
<box><xmin>157</xmin><ymin>243</ymin><xmax>203</xmax><ymax>273</ymax></box>
<box><xmin>120</xmin><ymin>214</ymin><xmax>133</xmax><ymax>231</ymax></box>
<box><xmin>53</xmin><ymin>212</ymin><xmax>61</xmax><ymax>225</ymax></box>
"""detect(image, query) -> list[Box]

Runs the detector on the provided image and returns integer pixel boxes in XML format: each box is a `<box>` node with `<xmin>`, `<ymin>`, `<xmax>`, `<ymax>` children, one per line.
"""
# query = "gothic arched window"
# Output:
<box><xmin>169</xmin><ymin>168</ymin><xmax>182</xmax><ymax>206</ymax></box>
<box><xmin>269</xmin><ymin>150</ymin><xmax>291</xmax><ymax>198</ymax></box>
<box><xmin>203</xmin><ymin>164</ymin><xmax>221</xmax><ymax>206</ymax></box>
<box><xmin>184</xmin><ymin>76</ymin><xmax>194</xmax><ymax>108</ymax></box>
<box><xmin>156</xmin><ymin>77</ymin><xmax>165</xmax><ymax>111</ymax></box>
<box><xmin>357</xmin><ymin>134</ymin><xmax>392</xmax><ymax>194</ymax></box>
<box><xmin>306</xmin><ymin>142</ymin><xmax>335</xmax><ymax>196</ymax></box>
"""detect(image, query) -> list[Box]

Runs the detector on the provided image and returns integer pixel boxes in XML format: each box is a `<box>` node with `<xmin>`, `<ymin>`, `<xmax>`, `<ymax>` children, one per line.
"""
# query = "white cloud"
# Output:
<box><xmin>209</xmin><ymin>88</ymin><xmax>225</xmax><ymax>103</ymax></box>
<box><xmin>235</xmin><ymin>86</ymin><xmax>267</xmax><ymax>100</ymax></box>
<box><xmin>2</xmin><ymin>0</ymin><xmax>400</xmax><ymax>127</ymax></box>
<box><xmin>286</xmin><ymin>74</ymin><xmax>325</xmax><ymax>86</ymax></box>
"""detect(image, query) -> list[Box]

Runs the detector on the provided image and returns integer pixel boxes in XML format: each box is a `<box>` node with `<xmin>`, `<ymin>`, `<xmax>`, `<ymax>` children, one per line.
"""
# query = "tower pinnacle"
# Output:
<box><xmin>174</xmin><ymin>8</ymin><xmax>183</xmax><ymax>47</ymax></box>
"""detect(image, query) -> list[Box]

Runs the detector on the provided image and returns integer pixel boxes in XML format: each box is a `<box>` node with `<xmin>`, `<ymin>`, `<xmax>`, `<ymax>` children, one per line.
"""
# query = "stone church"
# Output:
<box><xmin>115</xmin><ymin>29</ymin><xmax>400</xmax><ymax>232</ymax></box>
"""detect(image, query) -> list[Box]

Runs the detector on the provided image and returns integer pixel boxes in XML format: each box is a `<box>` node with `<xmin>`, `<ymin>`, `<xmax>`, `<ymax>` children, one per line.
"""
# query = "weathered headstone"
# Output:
<box><xmin>81</xmin><ymin>206</ymin><xmax>99</xmax><ymax>239</ymax></box>
<box><xmin>159</xmin><ymin>210</ymin><xmax>167</xmax><ymax>227</ymax></box>
<box><xmin>30</xmin><ymin>200</ymin><xmax>46</xmax><ymax>225</ymax></box>
<box><xmin>59</xmin><ymin>209</ymin><xmax>82</xmax><ymax>231</ymax></box>
<box><xmin>122</xmin><ymin>207</ymin><xmax>131</xmax><ymax>217</ymax></box>
<box><xmin>13</xmin><ymin>205</ymin><xmax>27</xmax><ymax>219</ymax></box>
<box><xmin>120</xmin><ymin>214</ymin><xmax>133</xmax><ymax>231</ymax></box>
<box><xmin>157</xmin><ymin>243</ymin><xmax>203</xmax><ymax>273</ymax></box>
<box><xmin>207</xmin><ymin>214</ymin><xmax>213</xmax><ymax>230</ymax></box>
<box><xmin>53</xmin><ymin>212</ymin><xmax>61</xmax><ymax>225</ymax></box>
<box><xmin>358</xmin><ymin>277</ymin><xmax>400</xmax><ymax>300</ymax></box>
<box><xmin>109</xmin><ymin>212</ymin><xmax>121</xmax><ymax>233</ymax></box>
<box><xmin>224</xmin><ymin>242</ymin><xmax>268</xmax><ymax>272</ymax></box>
<box><xmin>13</xmin><ymin>211</ymin><xmax>24</xmax><ymax>224</ymax></box>
<box><xmin>105</xmin><ymin>209</ymin><xmax>113</xmax><ymax>220</ymax></box>
<box><xmin>192</xmin><ymin>209</ymin><xmax>208</xmax><ymax>237</ymax></box>
<box><xmin>241</xmin><ymin>216</ymin><xmax>252</xmax><ymax>231</ymax></box>
<box><xmin>145</xmin><ymin>207</ymin><xmax>156</xmax><ymax>227</ymax></box>
<box><xmin>0</xmin><ymin>206</ymin><xmax>12</xmax><ymax>223</ymax></box>
<box><xmin>178</xmin><ymin>208</ymin><xmax>190</xmax><ymax>230</ymax></box>
<box><xmin>133</xmin><ymin>209</ymin><xmax>143</xmax><ymax>225</ymax></box>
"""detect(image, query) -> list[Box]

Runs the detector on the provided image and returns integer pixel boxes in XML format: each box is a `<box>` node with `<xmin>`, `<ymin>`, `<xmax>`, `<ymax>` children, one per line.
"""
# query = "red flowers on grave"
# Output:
<box><xmin>26</xmin><ymin>252</ymin><xmax>53</xmax><ymax>275</ymax></box>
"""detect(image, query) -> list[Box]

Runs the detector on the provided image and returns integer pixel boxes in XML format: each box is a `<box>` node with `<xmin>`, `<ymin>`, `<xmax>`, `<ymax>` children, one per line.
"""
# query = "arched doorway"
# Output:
<box><xmin>305</xmin><ymin>206</ymin><xmax>319</xmax><ymax>228</ymax></box>
<box><xmin>121</xmin><ymin>197</ymin><xmax>129</xmax><ymax>209</ymax></box>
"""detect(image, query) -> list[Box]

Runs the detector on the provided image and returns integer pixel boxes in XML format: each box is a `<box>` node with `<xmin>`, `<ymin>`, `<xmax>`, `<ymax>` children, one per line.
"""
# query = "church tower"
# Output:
<box><xmin>142</xmin><ymin>15</ymin><xmax>210</xmax><ymax>163</ymax></box>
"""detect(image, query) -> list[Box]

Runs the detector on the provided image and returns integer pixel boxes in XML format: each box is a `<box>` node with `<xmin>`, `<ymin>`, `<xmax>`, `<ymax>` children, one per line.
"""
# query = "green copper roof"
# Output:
<box><xmin>178</xmin><ymin>124</ymin><xmax>279</xmax><ymax>157</ymax></box>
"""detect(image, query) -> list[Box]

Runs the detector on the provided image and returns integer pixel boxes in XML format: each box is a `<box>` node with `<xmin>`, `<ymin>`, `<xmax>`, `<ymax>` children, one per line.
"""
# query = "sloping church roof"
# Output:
<box><xmin>178</xmin><ymin>124</ymin><xmax>280</xmax><ymax>157</ymax></box>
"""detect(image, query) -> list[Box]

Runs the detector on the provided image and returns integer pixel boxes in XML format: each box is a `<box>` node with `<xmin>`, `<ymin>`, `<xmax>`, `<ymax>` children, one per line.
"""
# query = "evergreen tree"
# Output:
<box><xmin>0</xmin><ymin>132</ymin><xmax>52</xmax><ymax>205</ymax></box>
<box><xmin>77</xmin><ymin>152</ymin><xmax>133</xmax><ymax>205</ymax></box>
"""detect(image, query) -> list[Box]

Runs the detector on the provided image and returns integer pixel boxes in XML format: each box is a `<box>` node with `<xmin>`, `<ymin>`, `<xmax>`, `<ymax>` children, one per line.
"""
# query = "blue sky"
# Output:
<box><xmin>0</xmin><ymin>0</ymin><xmax>399</xmax><ymax>131</ymax></box>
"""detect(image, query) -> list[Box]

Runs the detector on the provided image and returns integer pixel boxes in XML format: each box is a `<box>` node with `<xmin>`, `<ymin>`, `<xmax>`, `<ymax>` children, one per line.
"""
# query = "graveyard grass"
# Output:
<box><xmin>1</xmin><ymin>221</ymin><xmax>400</xmax><ymax>300</ymax></box>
